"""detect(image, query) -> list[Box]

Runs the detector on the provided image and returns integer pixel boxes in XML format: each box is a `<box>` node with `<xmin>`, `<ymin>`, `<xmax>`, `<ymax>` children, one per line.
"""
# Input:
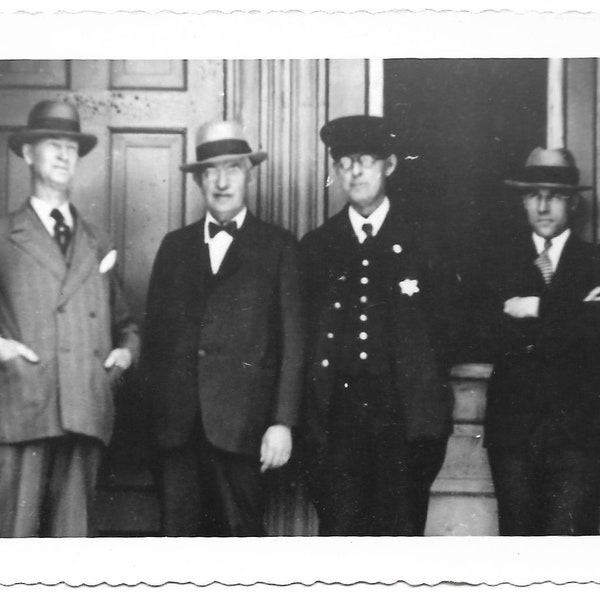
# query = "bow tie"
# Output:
<box><xmin>208</xmin><ymin>220</ymin><xmax>238</xmax><ymax>239</ymax></box>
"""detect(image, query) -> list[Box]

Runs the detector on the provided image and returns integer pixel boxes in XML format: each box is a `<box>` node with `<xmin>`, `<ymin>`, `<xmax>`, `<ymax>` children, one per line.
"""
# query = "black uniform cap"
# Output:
<box><xmin>319</xmin><ymin>115</ymin><xmax>397</xmax><ymax>161</ymax></box>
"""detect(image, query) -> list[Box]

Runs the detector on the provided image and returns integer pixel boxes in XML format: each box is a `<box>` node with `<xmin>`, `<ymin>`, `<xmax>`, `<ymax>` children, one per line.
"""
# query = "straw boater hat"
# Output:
<box><xmin>320</xmin><ymin>115</ymin><xmax>397</xmax><ymax>160</ymax></box>
<box><xmin>180</xmin><ymin>120</ymin><xmax>267</xmax><ymax>172</ymax></box>
<box><xmin>8</xmin><ymin>100</ymin><xmax>97</xmax><ymax>158</ymax></box>
<box><xmin>504</xmin><ymin>147</ymin><xmax>592</xmax><ymax>191</ymax></box>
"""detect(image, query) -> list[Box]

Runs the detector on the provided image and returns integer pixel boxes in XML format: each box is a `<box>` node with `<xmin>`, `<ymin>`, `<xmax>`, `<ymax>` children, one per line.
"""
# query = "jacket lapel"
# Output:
<box><xmin>186</xmin><ymin>219</ymin><xmax>209</xmax><ymax>317</ymax></box>
<box><xmin>546</xmin><ymin>234</ymin><xmax>585</xmax><ymax>298</ymax></box>
<box><xmin>214</xmin><ymin>211</ymin><xmax>256</xmax><ymax>280</ymax></box>
<box><xmin>8</xmin><ymin>201</ymin><xmax>67</xmax><ymax>283</ymax></box>
<box><xmin>58</xmin><ymin>212</ymin><xmax>101</xmax><ymax>306</ymax></box>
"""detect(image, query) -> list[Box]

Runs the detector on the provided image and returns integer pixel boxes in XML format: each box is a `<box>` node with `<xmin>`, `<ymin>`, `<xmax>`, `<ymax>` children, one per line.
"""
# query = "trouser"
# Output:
<box><xmin>313</xmin><ymin>375</ymin><xmax>448</xmax><ymax>536</ymax></box>
<box><xmin>156</xmin><ymin>422</ymin><xmax>267</xmax><ymax>537</ymax></box>
<box><xmin>488</xmin><ymin>418</ymin><xmax>600</xmax><ymax>535</ymax></box>
<box><xmin>0</xmin><ymin>435</ymin><xmax>102</xmax><ymax>537</ymax></box>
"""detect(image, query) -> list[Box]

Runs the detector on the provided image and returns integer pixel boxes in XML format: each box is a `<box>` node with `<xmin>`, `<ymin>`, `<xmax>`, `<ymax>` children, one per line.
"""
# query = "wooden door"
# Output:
<box><xmin>0</xmin><ymin>59</ymin><xmax>225</xmax><ymax>535</ymax></box>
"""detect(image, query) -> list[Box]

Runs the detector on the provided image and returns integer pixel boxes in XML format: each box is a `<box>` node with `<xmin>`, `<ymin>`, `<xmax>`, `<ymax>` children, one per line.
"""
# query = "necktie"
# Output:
<box><xmin>535</xmin><ymin>239</ymin><xmax>553</xmax><ymax>285</ymax></box>
<box><xmin>50</xmin><ymin>208</ymin><xmax>71</xmax><ymax>255</ymax></box>
<box><xmin>208</xmin><ymin>220</ymin><xmax>238</xmax><ymax>239</ymax></box>
<box><xmin>362</xmin><ymin>223</ymin><xmax>374</xmax><ymax>239</ymax></box>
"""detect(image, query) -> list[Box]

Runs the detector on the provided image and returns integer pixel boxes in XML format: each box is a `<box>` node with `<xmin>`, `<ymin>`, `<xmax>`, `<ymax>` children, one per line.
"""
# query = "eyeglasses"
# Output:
<box><xmin>336</xmin><ymin>154</ymin><xmax>382</xmax><ymax>171</ymax></box>
<box><xmin>200</xmin><ymin>162</ymin><xmax>246</xmax><ymax>182</ymax></box>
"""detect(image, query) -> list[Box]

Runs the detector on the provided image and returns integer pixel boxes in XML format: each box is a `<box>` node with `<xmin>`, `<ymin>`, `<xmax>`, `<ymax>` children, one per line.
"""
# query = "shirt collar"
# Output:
<box><xmin>532</xmin><ymin>228</ymin><xmax>571</xmax><ymax>254</ymax></box>
<box><xmin>348</xmin><ymin>197</ymin><xmax>390</xmax><ymax>241</ymax></box>
<box><xmin>29</xmin><ymin>196</ymin><xmax>74</xmax><ymax>228</ymax></box>
<box><xmin>204</xmin><ymin>206</ymin><xmax>247</xmax><ymax>241</ymax></box>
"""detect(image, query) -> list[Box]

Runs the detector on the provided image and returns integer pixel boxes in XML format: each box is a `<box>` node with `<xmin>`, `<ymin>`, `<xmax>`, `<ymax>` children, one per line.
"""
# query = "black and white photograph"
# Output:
<box><xmin>1</xmin><ymin>3</ymin><xmax>600</xmax><ymax>595</ymax></box>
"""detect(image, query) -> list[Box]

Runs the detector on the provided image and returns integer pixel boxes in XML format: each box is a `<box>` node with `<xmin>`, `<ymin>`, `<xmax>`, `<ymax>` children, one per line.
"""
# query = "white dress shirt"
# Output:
<box><xmin>532</xmin><ymin>228</ymin><xmax>571</xmax><ymax>272</ymax></box>
<box><xmin>30</xmin><ymin>196</ymin><xmax>74</xmax><ymax>237</ymax></box>
<box><xmin>348</xmin><ymin>197</ymin><xmax>390</xmax><ymax>244</ymax></box>
<box><xmin>204</xmin><ymin>207</ymin><xmax>247</xmax><ymax>274</ymax></box>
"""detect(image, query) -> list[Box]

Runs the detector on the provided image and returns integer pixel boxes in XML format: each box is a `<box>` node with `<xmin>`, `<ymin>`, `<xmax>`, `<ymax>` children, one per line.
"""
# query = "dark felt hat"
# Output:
<box><xmin>9</xmin><ymin>100</ymin><xmax>97</xmax><ymax>158</ymax></box>
<box><xmin>180</xmin><ymin>120</ymin><xmax>267</xmax><ymax>172</ymax></box>
<box><xmin>504</xmin><ymin>147</ymin><xmax>592</xmax><ymax>191</ymax></box>
<box><xmin>320</xmin><ymin>115</ymin><xmax>397</xmax><ymax>161</ymax></box>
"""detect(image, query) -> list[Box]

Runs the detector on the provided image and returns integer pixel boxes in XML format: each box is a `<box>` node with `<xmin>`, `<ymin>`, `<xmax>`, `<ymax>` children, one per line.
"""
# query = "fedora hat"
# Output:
<box><xmin>320</xmin><ymin>115</ymin><xmax>397</xmax><ymax>161</ymax></box>
<box><xmin>9</xmin><ymin>100</ymin><xmax>97</xmax><ymax>158</ymax></box>
<box><xmin>180</xmin><ymin>120</ymin><xmax>267</xmax><ymax>172</ymax></box>
<box><xmin>504</xmin><ymin>147</ymin><xmax>592</xmax><ymax>191</ymax></box>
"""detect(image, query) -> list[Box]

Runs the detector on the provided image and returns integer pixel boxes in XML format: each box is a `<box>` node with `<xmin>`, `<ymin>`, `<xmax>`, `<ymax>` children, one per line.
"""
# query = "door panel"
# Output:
<box><xmin>0</xmin><ymin>60</ymin><xmax>69</xmax><ymax>88</ymax></box>
<box><xmin>110</xmin><ymin>60</ymin><xmax>186</xmax><ymax>90</ymax></box>
<box><xmin>110</xmin><ymin>130</ymin><xmax>184</xmax><ymax>318</ymax></box>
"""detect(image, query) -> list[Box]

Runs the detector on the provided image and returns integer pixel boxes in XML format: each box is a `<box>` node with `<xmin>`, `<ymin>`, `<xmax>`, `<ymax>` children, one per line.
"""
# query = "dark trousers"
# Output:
<box><xmin>488</xmin><ymin>419</ymin><xmax>600</xmax><ymax>535</ymax></box>
<box><xmin>156</xmin><ymin>421</ymin><xmax>266</xmax><ymax>537</ymax></box>
<box><xmin>314</xmin><ymin>376</ymin><xmax>447</xmax><ymax>536</ymax></box>
<box><xmin>0</xmin><ymin>435</ymin><xmax>102</xmax><ymax>537</ymax></box>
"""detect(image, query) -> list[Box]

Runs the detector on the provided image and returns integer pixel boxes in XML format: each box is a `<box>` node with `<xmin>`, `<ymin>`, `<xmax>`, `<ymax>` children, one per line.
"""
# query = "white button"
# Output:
<box><xmin>321</xmin><ymin>359</ymin><xmax>329</xmax><ymax>367</ymax></box>
<box><xmin>333</xmin><ymin>302</ymin><xmax>341</xmax><ymax>309</ymax></box>
<box><xmin>360</xmin><ymin>296</ymin><xmax>368</xmax><ymax>303</ymax></box>
<box><xmin>359</xmin><ymin>332</ymin><xmax>368</xmax><ymax>340</ymax></box>
<box><xmin>393</xmin><ymin>244</ymin><xmax>402</xmax><ymax>254</ymax></box>
<box><xmin>360</xmin><ymin>277</ymin><xmax>369</xmax><ymax>285</ymax></box>
<box><xmin>359</xmin><ymin>352</ymin><xmax>368</xmax><ymax>360</ymax></box>
<box><xmin>359</xmin><ymin>314</ymin><xmax>368</xmax><ymax>322</ymax></box>
<box><xmin>362</xmin><ymin>259</ymin><xmax>370</xmax><ymax>267</ymax></box>
<box><xmin>343</xmin><ymin>382</ymin><xmax>349</xmax><ymax>389</ymax></box>
<box><xmin>327</xmin><ymin>332</ymin><xmax>334</xmax><ymax>339</ymax></box>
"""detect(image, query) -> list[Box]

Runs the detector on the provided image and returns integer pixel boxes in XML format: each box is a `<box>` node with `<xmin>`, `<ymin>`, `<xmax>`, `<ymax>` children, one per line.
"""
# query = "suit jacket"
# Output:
<box><xmin>300</xmin><ymin>204</ymin><xmax>456</xmax><ymax>452</ymax></box>
<box><xmin>484</xmin><ymin>232</ymin><xmax>600</xmax><ymax>450</ymax></box>
<box><xmin>0</xmin><ymin>201</ymin><xmax>139</xmax><ymax>445</ymax></box>
<box><xmin>144</xmin><ymin>211</ymin><xmax>304</xmax><ymax>456</ymax></box>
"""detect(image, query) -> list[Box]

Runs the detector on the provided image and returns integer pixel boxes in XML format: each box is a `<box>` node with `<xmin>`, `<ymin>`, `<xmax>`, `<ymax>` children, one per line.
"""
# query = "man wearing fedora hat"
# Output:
<box><xmin>144</xmin><ymin>120</ymin><xmax>303</xmax><ymax>536</ymax></box>
<box><xmin>0</xmin><ymin>100</ymin><xmax>139</xmax><ymax>536</ymax></box>
<box><xmin>300</xmin><ymin>115</ymin><xmax>455</xmax><ymax>535</ymax></box>
<box><xmin>483</xmin><ymin>147</ymin><xmax>600</xmax><ymax>535</ymax></box>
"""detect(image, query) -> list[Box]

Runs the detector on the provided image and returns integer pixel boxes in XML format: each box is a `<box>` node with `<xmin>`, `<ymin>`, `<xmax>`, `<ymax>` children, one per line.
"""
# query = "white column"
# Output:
<box><xmin>547</xmin><ymin>58</ymin><xmax>565</xmax><ymax>148</ymax></box>
<box><xmin>367</xmin><ymin>59</ymin><xmax>384</xmax><ymax>117</ymax></box>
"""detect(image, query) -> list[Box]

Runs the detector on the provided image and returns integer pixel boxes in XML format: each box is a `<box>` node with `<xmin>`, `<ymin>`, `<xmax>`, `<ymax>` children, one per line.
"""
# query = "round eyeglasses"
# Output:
<box><xmin>336</xmin><ymin>154</ymin><xmax>382</xmax><ymax>171</ymax></box>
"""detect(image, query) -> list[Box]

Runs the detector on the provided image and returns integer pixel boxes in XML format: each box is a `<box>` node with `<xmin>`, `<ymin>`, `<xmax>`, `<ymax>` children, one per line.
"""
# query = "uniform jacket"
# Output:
<box><xmin>144</xmin><ymin>211</ymin><xmax>304</xmax><ymax>456</ymax></box>
<box><xmin>300</xmin><ymin>203</ymin><xmax>456</xmax><ymax>451</ymax></box>
<box><xmin>0</xmin><ymin>201</ymin><xmax>139</xmax><ymax>445</ymax></box>
<box><xmin>484</xmin><ymin>232</ymin><xmax>600</xmax><ymax>450</ymax></box>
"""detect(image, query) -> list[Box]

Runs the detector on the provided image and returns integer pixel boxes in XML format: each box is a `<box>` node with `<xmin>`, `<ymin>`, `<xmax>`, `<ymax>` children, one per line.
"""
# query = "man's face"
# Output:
<box><xmin>522</xmin><ymin>187</ymin><xmax>577</xmax><ymax>239</ymax></box>
<box><xmin>335</xmin><ymin>153</ymin><xmax>397</xmax><ymax>216</ymax></box>
<box><xmin>195</xmin><ymin>158</ymin><xmax>251</xmax><ymax>223</ymax></box>
<box><xmin>23</xmin><ymin>136</ymin><xmax>79</xmax><ymax>192</ymax></box>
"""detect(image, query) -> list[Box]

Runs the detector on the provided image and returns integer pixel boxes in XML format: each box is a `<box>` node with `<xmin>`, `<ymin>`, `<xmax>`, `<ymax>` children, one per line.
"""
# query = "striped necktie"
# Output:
<box><xmin>534</xmin><ymin>238</ymin><xmax>553</xmax><ymax>285</ymax></box>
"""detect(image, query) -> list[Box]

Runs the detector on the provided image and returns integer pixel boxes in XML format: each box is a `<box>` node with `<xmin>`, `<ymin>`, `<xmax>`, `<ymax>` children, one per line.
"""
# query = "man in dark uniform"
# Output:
<box><xmin>300</xmin><ymin>115</ymin><xmax>455</xmax><ymax>536</ymax></box>
<box><xmin>484</xmin><ymin>147</ymin><xmax>600</xmax><ymax>535</ymax></box>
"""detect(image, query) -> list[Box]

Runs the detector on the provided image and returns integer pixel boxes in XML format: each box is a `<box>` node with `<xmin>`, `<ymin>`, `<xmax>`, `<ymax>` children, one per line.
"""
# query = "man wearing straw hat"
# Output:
<box><xmin>144</xmin><ymin>120</ymin><xmax>303</xmax><ymax>536</ymax></box>
<box><xmin>484</xmin><ymin>147</ymin><xmax>600</xmax><ymax>535</ymax></box>
<box><xmin>0</xmin><ymin>100</ymin><xmax>139</xmax><ymax>537</ymax></box>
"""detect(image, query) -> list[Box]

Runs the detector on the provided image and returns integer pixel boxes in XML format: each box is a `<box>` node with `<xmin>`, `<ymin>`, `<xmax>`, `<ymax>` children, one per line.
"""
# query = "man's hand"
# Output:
<box><xmin>103</xmin><ymin>348</ymin><xmax>133</xmax><ymax>371</ymax></box>
<box><xmin>0</xmin><ymin>337</ymin><xmax>39</xmax><ymax>363</ymax></box>
<box><xmin>260</xmin><ymin>424</ymin><xmax>292</xmax><ymax>473</ymax></box>
<box><xmin>584</xmin><ymin>287</ymin><xmax>600</xmax><ymax>302</ymax></box>
<box><xmin>503</xmin><ymin>296</ymin><xmax>540</xmax><ymax>319</ymax></box>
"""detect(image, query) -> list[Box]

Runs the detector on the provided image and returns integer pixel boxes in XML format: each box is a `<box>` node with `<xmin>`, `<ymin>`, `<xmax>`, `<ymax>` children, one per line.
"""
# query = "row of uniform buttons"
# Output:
<box><xmin>320</xmin><ymin>256</ymin><xmax>372</xmax><ymax>368</ymax></box>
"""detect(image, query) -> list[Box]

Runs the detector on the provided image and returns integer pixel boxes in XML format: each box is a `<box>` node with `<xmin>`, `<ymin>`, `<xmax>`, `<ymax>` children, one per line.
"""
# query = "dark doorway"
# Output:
<box><xmin>384</xmin><ymin>58</ymin><xmax>548</xmax><ymax>362</ymax></box>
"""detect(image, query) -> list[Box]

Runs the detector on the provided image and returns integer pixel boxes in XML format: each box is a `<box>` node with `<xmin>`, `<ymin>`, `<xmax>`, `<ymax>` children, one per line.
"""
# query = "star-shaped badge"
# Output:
<box><xmin>399</xmin><ymin>278</ymin><xmax>419</xmax><ymax>296</ymax></box>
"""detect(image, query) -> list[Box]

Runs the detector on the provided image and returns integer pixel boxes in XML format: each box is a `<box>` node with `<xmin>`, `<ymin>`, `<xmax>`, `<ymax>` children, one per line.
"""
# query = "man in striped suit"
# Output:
<box><xmin>0</xmin><ymin>100</ymin><xmax>139</xmax><ymax>537</ymax></box>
